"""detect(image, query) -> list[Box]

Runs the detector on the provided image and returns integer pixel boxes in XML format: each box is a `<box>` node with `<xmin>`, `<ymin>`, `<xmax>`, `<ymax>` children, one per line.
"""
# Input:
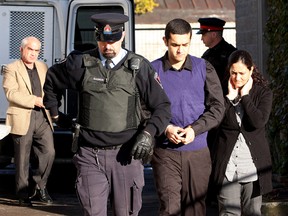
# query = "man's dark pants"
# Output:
<box><xmin>12</xmin><ymin>109</ymin><xmax>55</xmax><ymax>199</ymax></box>
<box><xmin>151</xmin><ymin>147</ymin><xmax>211</xmax><ymax>216</ymax></box>
<box><xmin>73</xmin><ymin>143</ymin><xmax>144</xmax><ymax>216</ymax></box>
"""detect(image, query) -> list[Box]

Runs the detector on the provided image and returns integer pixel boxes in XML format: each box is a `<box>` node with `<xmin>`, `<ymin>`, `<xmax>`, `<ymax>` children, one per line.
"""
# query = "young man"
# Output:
<box><xmin>151</xmin><ymin>18</ymin><xmax>225</xmax><ymax>216</ymax></box>
<box><xmin>43</xmin><ymin>13</ymin><xmax>171</xmax><ymax>216</ymax></box>
<box><xmin>3</xmin><ymin>36</ymin><xmax>55</xmax><ymax>206</ymax></box>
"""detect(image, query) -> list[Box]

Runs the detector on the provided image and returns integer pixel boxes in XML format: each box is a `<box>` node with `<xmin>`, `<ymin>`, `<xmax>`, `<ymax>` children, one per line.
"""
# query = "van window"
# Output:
<box><xmin>74</xmin><ymin>6</ymin><xmax>124</xmax><ymax>52</ymax></box>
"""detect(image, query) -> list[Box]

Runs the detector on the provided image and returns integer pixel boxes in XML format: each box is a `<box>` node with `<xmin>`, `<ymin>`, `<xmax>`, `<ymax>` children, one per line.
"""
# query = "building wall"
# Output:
<box><xmin>235</xmin><ymin>0</ymin><xmax>269</xmax><ymax>76</ymax></box>
<box><xmin>134</xmin><ymin>1</ymin><xmax>236</xmax><ymax>61</ymax></box>
<box><xmin>135</xmin><ymin>23</ymin><xmax>236</xmax><ymax>61</ymax></box>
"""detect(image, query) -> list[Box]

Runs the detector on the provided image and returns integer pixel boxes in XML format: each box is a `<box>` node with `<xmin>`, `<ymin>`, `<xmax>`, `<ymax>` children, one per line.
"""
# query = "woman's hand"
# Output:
<box><xmin>226</xmin><ymin>78</ymin><xmax>239</xmax><ymax>100</ymax></box>
<box><xmin>240</xmin><ymin>77</ymin><xmax>253</xmax><ymax>96</ymax></box>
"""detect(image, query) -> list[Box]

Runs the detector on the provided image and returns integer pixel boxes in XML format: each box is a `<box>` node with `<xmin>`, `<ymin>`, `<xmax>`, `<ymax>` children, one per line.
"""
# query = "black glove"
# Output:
<box><xmin>131</xmin><ymin>131</ymin><xmax>153</xmax><ymax>160</ymax></box>
<box><xmin>52</xmin><ymin>112</ymin><xmax>73</xmax><ymax>128</ymax></box>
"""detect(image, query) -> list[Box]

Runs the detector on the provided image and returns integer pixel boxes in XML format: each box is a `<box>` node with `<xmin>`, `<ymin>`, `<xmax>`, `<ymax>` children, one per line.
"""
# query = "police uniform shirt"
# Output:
<box><xmin>43</xmin><ymin>48</ymin><xmax>171</xmax><ymax>147</ymax></box>
<box><xmin>100</xmin><ymin>48</ymin><xmax>127</xmax><ymax>69</ymax></box>
<box><xmin>202</xmin><ymin>39</ymin><xmax>237</xmax><ymax>94</ymax></box>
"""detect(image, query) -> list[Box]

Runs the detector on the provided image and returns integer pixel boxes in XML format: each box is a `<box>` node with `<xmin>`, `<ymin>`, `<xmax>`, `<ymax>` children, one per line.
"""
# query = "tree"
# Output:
<box><xmin>265</xmin><ymin>0</ymin><xmax>288</xmax><ymax>176</ymax></box>
<box><xmin>134</xmin><ymin>0</ymin><xmax>159</xmax><ymax>15</ymax></box>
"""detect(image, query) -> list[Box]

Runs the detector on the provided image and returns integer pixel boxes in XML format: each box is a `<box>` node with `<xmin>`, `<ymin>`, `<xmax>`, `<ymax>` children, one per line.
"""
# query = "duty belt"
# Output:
<box><xmin>93</xmin><ymin>145</ymin><xmax>122</xmax><ymax>150</ymax></box>
<box><xmin>78</xmin><ymin>135</ymin><xmax>123</xmax><ymax>151</ymax></box>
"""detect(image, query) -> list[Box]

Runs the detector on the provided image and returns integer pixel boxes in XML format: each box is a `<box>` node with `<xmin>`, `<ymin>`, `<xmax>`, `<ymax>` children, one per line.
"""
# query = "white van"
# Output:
<box><xmin>0</xmin><ymin>0</ymin><xmax>135</xmax><ymax>167</ymax></box>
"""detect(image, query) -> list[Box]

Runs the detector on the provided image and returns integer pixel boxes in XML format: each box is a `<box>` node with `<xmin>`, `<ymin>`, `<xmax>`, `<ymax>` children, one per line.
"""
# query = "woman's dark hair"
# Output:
<box><xmin>164</xmin><ymin>18</ymin><xmax>192</xmax><ymax>40</ymax></box>
<box><xmin>227</xmin><ymin>50</ymin><xmax>269</xmax><ymax>87</ymax></box>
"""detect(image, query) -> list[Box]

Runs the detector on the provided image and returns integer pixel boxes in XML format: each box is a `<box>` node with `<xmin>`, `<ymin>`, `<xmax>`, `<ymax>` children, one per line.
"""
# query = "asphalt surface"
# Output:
<box><xmin>0</xmin><ymin>164</ymin><xmax>287</xmax><ymax>215</ymax></box>
<box><xmin>0</xmin><ymin>164</ymin><xmax>219</xmax><ymax>216</ymax></box>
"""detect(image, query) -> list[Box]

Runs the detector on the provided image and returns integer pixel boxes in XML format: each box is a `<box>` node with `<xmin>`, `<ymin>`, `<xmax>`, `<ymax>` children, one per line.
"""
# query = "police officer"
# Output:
<box><xmin>197</xmin><ymin>17</ymin><xmax>237</xmax><ymax>206</ymax></box>
<box><xmin>197</xmin><ymin>17</ymin><xmax>237</xmax><ymax>95</ymax></box>
<box><xmin>43</xmin><ymin>13</ymin><xmax>171</xmax><ymax>216</ymax></box>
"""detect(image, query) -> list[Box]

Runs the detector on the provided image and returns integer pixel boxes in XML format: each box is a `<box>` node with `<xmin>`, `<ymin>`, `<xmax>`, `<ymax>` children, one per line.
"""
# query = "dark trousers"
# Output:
<box><xmin>73</xmin><ymin>145</ymin><xmax>144</xmax><ymax>216</ymax></box>
<box><xmin>218</xmin><ymin>176</ymin><xmax>262</xmax><ymax>216</ymax></box>
<box><xmin>151</xmin><ymin>147</ymin><xmax>211</xmax><ymax>216</ymax></box>
<box><xmin>12</xmin><ymin>110</ymin><xmax>55</xmax><ymax>199</ymax></box>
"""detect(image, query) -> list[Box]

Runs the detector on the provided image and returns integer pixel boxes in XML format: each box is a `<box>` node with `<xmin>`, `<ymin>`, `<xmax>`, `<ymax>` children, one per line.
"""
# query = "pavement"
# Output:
<box><xmin>0</xmin><ymin>164</ymin><xmax>287</xmax><ymax>216</ymax></box>
<box><xmin>0</xmin><ymin>165</ymin><xmax>218</xmax><ymax>216</ymax></box>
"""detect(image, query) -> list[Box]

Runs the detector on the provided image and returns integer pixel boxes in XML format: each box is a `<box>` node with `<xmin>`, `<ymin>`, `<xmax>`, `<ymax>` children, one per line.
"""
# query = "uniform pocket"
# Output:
<box><xmin>129</xmin><ymin>173</ymin><xmax>144</xmax><ymax>214</ymax></box>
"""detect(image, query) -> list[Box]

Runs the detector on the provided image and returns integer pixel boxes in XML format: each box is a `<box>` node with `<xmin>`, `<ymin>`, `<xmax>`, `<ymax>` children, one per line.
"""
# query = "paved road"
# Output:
<box><xmin>2</xmin><ymin>164</ymin><xmax>286</xmax><ymax>216</ymax></box>
<box><xmin>0</xmin><ymin>164</ymin><xmax>219</xmax><ymax>216</ymax></box>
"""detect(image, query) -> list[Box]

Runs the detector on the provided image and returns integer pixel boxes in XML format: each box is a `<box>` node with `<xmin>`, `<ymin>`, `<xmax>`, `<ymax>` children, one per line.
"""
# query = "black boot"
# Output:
<box><xmin>30</xmin><ymin>185</ymin><xmax>53</xmax><ymax>205</ymax></box>
<box><xmin>37</xmin><ymin>187</ymin><xmax>53</xmax><ymax>205</ymax></box>
<box><xmin>19</xmin><ymin>198</ymin><xmax>33</xmax><ymax>207</ymax></box>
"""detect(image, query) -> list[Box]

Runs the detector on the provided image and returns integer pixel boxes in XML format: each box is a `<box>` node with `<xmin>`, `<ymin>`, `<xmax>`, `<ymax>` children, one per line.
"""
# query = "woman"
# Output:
<box><xmin>212</xmin><ymin>50</ymin><xmax>273</xmax><ymax>215</ymax></box>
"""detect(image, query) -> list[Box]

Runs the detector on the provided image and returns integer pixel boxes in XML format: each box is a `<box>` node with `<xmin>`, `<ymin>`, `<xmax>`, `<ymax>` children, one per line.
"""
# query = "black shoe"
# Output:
<box><xmin>37</xmin><ymin>187</ymin><xmax>53</xmax><ymax>205</ymax></box>
<box><xmin>29</xmin><ymin>187</ymin><xmax>37</xmax><ymax>200</ymax></box>
<box><xmin>19</xmin><ymin>198</ymin><xmax>33</xmax><ymax>207</ymax></box>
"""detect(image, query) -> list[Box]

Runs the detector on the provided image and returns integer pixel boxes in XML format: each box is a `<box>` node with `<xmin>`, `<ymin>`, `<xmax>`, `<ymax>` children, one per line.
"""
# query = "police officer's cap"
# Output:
<box><xmin>196</xmin><ymin>17</ymin><xmax>226</xmax><ymax>34</ymax></box>
<box><xmin>91</xmin><ymin>13</ymin><xmax>129</xmax><ymax>42</ymax></box>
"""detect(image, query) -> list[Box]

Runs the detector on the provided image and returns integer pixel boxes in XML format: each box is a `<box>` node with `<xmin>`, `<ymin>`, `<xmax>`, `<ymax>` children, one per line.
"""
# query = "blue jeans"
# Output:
<box><xmin>218</xmin><ymin>176</ymin><xmax>262</xmax><ymax>216</ymax></box>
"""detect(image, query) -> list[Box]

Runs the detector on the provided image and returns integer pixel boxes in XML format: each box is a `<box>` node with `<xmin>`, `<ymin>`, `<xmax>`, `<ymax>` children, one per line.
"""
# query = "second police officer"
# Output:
<box><xmin>197</xmin><ymin>17</ymin><xmax>237</xmax><ymax>95</ymax></box>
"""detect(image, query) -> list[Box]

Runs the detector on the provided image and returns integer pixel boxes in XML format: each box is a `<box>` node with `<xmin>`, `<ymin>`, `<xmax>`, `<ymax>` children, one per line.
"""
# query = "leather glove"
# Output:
<box><xmin>131</xmin><ymin>131</ymin><xmax>153</xmax><ymax>160</ymax></box>
<box><xmin>52</xmin><ymin>112</ymin><xmax>73</xmax><ymax>128</ymax></box>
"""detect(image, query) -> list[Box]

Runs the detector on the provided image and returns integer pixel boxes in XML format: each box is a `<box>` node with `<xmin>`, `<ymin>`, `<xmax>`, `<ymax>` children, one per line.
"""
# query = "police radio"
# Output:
<box><xmin>129</xmin><ymin>57</ymin><xmax>140</xmax><ymax>77</ymax></box>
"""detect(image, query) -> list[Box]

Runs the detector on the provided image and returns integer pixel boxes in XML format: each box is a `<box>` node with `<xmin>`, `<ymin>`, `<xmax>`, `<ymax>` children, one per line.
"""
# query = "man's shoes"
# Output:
<box><xmin>30</xmin><ymin>185</ymin><xmax>53</xmax><ymax>205</ymax></box>
<box><xmin>29</xmin><ymin>187</ymin><xmax>37</xmax><ymax>200</ymax></box>
<box><xmin>19</xmin><ymin>198</ymin><xmax>33</xmax><ymax>207</ymax></box>
<box><xmin>36</xmin><ymin>187</ymin><xmax>53</xmax><ymax>205</ymax></box>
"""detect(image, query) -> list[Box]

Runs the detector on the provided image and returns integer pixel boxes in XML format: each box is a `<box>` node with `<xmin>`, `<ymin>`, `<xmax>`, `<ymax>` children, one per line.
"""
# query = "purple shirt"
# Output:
<box><xmin>152</xmin><ymin>53</ymin><xmax>225</xmax><ymax>151</ymax></box>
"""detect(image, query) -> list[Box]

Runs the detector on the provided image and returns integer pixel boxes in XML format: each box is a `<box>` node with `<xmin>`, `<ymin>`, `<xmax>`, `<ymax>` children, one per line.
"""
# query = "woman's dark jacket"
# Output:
<box><xmin>211</xmin><ymin>83</ymin><xmax>273</xmax><ymax>196</ymax></box>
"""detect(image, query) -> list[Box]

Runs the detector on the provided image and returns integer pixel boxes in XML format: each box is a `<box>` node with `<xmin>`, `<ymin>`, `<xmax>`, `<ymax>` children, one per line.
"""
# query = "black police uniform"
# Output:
<box><xmin>197</xmin><ymin>17</ymin><xmax>237</xmax><ymax>95</ymax></box>
<box><xmin>202</xmin><ymin>39</ymin><xmax>237</xmax><ymax>95</ymax></box>
<box><xmin>43</xmin><ymin>13</ymin><xmax>171</xmax><ymax>216</ymax></box>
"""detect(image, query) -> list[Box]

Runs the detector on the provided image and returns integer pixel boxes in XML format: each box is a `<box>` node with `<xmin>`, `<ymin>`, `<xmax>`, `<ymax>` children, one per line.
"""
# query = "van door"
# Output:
<box><xmin>0</xmin><ymin>5</ymin><xmax>53</xmax><ymax>119</ymax></box>
<box><xmin>66</xmin><ymin>0</ymin><xmax>135</xmax><ymax>54</ymax></box>
<box><xmin>63</xmin><ymin>0</ymin><xmax>135</xmax><ymax>117</ymax></box>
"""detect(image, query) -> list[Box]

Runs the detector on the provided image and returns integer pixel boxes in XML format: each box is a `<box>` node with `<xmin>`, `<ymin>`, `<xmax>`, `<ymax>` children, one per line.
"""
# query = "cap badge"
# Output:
<box><xmin>103</xmin><ymin>24</ymin><xmax>112</xmax><ymax>35</ymax></box>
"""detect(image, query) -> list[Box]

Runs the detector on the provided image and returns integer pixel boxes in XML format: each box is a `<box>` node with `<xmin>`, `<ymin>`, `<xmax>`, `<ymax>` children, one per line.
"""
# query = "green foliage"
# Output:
<box><xmin>265</xmin><ymin>0</ymin><xmax>288</xmax><ymax>176</ymax></box>
<box><xmin>134</xmin><ymin>0</ymin><xmax>159</xmax><ymax>15</ymax></box>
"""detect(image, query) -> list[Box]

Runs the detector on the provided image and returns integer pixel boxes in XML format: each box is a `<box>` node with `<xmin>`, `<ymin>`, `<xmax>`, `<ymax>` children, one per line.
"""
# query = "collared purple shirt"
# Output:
<box><xmin>152</xmin><ymin>53</ymin><xmax>225</xmax><ymax>151</ymax></box>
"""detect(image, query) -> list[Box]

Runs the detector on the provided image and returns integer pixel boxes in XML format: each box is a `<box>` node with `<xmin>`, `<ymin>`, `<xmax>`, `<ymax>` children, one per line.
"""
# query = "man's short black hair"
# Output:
<box><xmin>165</xmin><ymin>18</ymin><xmax>192</xmax><ymax>40</ymax></box>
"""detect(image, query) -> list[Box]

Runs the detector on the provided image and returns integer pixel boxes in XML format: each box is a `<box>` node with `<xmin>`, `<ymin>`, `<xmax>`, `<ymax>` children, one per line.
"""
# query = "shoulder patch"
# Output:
<box><xmin>154</xmin><ymin>72</ymin><xmax>163</xmax><ymax>88</ymax></box>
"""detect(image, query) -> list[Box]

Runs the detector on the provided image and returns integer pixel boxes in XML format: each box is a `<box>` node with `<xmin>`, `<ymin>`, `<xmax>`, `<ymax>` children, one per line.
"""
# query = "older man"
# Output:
<box><xmin>3</xmin><ymin>36</ymin><xmax>55</xmax><ymax>206</ymax></box>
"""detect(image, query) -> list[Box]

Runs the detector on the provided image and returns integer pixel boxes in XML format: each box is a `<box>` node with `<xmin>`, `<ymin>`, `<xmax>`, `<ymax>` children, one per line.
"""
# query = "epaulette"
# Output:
<box><xmin>55</xmin><ymin>58</ymin><xmax>67</xmax><ymax>64</ymax></box>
